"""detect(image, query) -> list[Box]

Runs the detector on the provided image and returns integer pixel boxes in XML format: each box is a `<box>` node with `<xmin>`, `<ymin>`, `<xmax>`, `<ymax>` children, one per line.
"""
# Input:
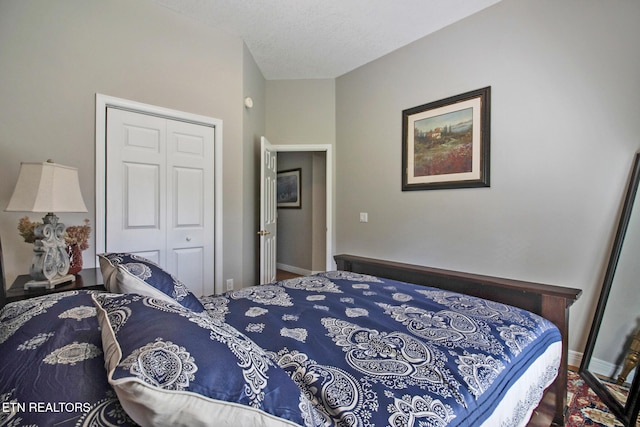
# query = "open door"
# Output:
<box><xmin>259</xmin><ymin>137</ymin><xmax>277</xmax><ymax>284</ymax></box>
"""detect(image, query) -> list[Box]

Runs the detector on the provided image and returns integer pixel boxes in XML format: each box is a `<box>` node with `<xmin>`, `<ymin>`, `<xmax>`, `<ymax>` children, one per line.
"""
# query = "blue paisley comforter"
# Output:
<box><xmin>200</xmin><ymin>272</ymin><xmax>562</xmax><ymax>427</ymax></box>
<box><xmin>0</xmin><ymin>272</ymin><xmax>561</xmax><ymax>427</ymax></box>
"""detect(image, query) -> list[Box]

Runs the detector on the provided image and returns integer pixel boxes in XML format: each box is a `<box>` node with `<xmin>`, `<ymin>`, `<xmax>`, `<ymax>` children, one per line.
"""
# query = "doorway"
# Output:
<box><xmin>277</xmin><ymin>151</ymin><xmax>326</xmax><ymax>276</ymax></box>
<box><xmin>259</xmin><ymin>142</ymin><xmax>333</xmax><ymax>284</ymax></box>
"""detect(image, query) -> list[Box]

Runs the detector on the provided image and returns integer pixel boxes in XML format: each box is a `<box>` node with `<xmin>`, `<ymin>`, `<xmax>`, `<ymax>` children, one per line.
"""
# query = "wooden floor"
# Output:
<box><xmin>276</xmin><ymin>269</ymin><xmax>301</xmax><ymax>281</ymax></box>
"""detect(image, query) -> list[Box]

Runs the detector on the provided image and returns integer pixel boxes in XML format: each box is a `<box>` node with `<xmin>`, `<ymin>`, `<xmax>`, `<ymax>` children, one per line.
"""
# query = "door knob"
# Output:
<box><xmin>257</xmin><ymin>230</ymin><xmax>270</xmax><ymax>236</ymax></box>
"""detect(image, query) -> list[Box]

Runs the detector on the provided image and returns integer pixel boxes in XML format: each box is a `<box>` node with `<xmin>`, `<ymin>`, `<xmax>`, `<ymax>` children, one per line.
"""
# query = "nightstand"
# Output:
<box><xmin>6</xmin><ymin>268</ymin><xmax>105</xmax><ymax>304</ymax></box>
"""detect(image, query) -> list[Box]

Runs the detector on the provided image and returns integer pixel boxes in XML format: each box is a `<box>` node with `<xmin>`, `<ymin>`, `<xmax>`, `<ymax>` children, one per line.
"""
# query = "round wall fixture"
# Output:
<box><xmin>244</xmin><ymin>97</ymin><xmax>254</xmax><ymax>109</ymax></box>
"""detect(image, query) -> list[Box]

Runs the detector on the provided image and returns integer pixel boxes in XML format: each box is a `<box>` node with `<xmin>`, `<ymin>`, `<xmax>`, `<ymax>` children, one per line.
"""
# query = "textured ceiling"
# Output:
<box><xmin>154</xmin><ymin>0</ymin><xmax>502</xmax><ymax>80</ymax></box>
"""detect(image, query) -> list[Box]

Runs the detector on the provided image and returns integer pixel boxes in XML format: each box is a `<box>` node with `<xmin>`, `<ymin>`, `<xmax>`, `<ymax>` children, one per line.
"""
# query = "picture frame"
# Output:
<box><xmin>402</xmin><ymin>86</ymin><xmax>490</xmax><ymax>191</ymax></box>
<box><xmin>277</xmin><ymin>168</ymin><xmax>301</xmax><ymax>208</ymax></box>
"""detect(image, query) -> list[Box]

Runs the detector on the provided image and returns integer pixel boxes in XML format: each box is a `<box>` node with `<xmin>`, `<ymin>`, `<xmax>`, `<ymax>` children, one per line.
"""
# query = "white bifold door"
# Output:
<box><xmin>106</xmin><ymin>108</ymin><xmax>215</xmax><ymax>296</ymax></box>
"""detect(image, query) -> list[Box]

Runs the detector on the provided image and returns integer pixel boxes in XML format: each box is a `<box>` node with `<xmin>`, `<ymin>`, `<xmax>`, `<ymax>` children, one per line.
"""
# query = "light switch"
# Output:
<box><xmin>359</xmin><ymin>212</ymin><xmax>368</xmax><ymax>223</ymax></box>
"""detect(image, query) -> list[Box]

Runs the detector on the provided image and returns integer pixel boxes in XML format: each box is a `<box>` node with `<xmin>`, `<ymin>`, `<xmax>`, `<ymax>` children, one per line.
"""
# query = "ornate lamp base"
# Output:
<box><xmin>27</xmin><ymin>212</ymin><xmax>74</xmax><ymax>290</ymax></box>
<box><xmin>24</xmin><ymin>274</ymin><xmax>76</xmax><ymax>290</ymax></box>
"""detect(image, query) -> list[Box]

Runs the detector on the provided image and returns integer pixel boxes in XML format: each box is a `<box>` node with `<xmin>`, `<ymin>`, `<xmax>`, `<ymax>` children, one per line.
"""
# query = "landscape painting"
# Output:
<box><xmin>413</xmin><ymin>108</ymin><xmax>473</xmax><ymax>177</ymax></box>
<box><xmin>402</xmin><ymin>87</ymin><xmax>491</xmax><ymax>191</ymax></box>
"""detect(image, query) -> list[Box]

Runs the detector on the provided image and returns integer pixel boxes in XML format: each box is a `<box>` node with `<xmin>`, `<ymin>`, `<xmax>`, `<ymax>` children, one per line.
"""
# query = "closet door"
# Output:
<box><xmin>166</xmin><ymin>119</ymin><xmax>215</xmax><ymax>296</ymax></box>
<box><xmin>106</xmin><ymin>108</ymin><xmax>215</xmax><ymax>296</ymax></box>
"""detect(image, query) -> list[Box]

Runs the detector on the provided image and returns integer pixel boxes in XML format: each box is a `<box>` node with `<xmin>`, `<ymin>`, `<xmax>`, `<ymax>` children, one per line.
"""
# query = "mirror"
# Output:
<box><xmin>580</xmin><ymin>152</ymin><xmax>640</xmax><ymax>426</ymax></box>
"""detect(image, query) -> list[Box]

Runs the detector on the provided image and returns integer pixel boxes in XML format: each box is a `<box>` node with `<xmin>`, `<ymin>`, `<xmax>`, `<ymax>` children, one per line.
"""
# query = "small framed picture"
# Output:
<box><xmin>277</xmin><ymin>168</ymin><xmax>301</xmax><ymax>208</ymax></box>
<box><xmin>402</xmin><ymin>87</ymin><xmax>490</xmax><ymax>191</ymax></box>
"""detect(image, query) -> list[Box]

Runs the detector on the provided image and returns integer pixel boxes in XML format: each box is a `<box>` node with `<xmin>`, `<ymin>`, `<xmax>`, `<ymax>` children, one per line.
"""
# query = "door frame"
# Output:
<box><xmin>95</xmin><ymin>93</ymin><xmax>223</xmax><ymax>294</ymax></box>
<box><xmin>267</xmin><ymin>143</ymin><xmax>334</xmax><ymax>272</ymax></box>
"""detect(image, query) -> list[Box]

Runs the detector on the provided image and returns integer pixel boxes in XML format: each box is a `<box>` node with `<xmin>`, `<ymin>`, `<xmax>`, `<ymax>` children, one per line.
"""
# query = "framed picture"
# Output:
<box><xmin>402</xmin><ymin>86</ymin><xmax>490</xmax><ymax>191</ymax></box>
<box><xmin>277</xmin><ymin>168</ymin><xmax>301</xmax><ymax>208</ymax></box>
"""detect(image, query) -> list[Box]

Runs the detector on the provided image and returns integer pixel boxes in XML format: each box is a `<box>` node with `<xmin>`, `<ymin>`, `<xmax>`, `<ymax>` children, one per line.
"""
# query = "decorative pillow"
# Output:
<box><xmin>92</xmin><ymin>293</ymin><xmax>321</xmax><ymax>427</ymax></box>
<box><xmin>97</xmin><ymin>253</ymin><xmax>205</xmax><ymax>313</ymax></box>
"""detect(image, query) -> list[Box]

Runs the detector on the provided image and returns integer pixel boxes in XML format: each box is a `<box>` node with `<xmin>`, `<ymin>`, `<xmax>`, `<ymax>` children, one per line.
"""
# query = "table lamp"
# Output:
<box><xmin>5</xmin><ymin>160</ymin><xmax>88</xmax><ymax>289</ymax></box>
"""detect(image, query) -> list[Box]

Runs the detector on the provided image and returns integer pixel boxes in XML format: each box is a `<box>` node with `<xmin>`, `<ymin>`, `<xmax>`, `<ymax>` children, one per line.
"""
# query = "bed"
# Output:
<box><xmin>0</xmin><ymin>253</ymin><xmax>581</xmax><ymax>427</ymax></box>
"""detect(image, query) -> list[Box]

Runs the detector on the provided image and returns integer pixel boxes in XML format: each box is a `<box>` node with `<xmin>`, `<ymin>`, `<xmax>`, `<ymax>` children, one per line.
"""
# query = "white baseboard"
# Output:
<box><xmin>276</xmin><ymin>263</ymin><xmax>315</xmax><ymax>277</ymax></box>
<box><xmin>568</xmin><ymin>349</ymin><xmax>635</xmax><ymax>380</ymax></box>
<box><xmin>568</xmin><ymin>350</ymin><xmax>583</xmax><ymax>369</ymax></box>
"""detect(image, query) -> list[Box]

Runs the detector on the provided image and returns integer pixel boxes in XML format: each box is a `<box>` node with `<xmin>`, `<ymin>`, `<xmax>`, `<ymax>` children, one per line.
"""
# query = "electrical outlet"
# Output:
<box><xmin>226</xmin><ymin>279</ymin><xmax>234</xmax><ymax>291</ymax></box>
<box><xmin>359</xmin><ymin>212</ymin><xmax>368</xmax><ymax>223</ymax></box>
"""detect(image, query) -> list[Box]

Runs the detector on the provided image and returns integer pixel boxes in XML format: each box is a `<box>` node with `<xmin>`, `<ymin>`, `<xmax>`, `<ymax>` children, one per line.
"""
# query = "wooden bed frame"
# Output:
<box><xmin>334</xmin><ymin>254</ymin><xmax>582</xmax><ymax>427</ymax></box>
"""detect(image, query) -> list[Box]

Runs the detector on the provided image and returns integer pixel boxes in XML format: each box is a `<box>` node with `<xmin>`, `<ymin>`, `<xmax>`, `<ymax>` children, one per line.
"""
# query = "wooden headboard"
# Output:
<box><xmin>334</xmin><ymin>254</ymin><xmax>582</xmax><ymax>426</ymax></box>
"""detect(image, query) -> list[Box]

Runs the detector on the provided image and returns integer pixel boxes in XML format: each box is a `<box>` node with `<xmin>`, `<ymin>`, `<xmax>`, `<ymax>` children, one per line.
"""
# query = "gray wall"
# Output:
<box><xmin>335</xmin><ymin>0</ymin><xmax>640</xmax><ymax>353</ymax></box>
<box><xmin>266</xmin><ymin>80</ymin><xmax>336</xmax><ymax>147</ymax></box>
<box><xmin>0</xmin><ymin>0</ymin><xmax>251</xmax><ymax>289</ymax></box>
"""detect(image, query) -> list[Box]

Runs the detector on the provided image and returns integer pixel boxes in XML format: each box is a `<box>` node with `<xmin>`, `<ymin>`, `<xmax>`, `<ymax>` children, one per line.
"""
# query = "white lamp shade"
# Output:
<box><xmin>5</xmin><ymin>161</ymin><xmax>88</xmax><ymax>213</ymax></box>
